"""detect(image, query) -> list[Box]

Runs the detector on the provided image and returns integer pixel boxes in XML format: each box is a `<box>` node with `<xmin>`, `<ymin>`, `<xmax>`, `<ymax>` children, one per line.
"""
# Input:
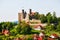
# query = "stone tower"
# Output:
<box><xmin>18</xmin><ymin>9</ymin><xmax>32</xmax><ymax>23</ymax></box>
<box><xmin>18</xmin><ymin>12</ymin><xmax>23</xmax><ymax>22</ymax></box>
<box><xmin>18</xmin><ymin>9</ymin><xmax>24</xmax><ymax>22</ymax></box>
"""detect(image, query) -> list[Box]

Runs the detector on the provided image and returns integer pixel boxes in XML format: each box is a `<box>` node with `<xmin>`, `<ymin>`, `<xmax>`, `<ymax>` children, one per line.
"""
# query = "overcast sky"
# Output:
<box><xmin>0</xmin><ymin>0</ymin><xmax>60</xmax><ymax>22</ymax></box>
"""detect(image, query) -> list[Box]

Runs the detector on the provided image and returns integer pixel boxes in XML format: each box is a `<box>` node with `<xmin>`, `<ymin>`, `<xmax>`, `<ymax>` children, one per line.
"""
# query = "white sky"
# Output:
<box><xmin>0</xmin><ymin>0</ymin><xmax>60</xmax><ymax>22</ymax></box>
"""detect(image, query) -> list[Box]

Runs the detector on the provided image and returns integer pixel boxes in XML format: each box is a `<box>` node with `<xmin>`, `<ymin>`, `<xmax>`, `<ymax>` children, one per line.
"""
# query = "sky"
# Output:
<box><xmin>0</xmin><ymin>0</ymin><xmax>60</xmax><ymax>22</ymax></box>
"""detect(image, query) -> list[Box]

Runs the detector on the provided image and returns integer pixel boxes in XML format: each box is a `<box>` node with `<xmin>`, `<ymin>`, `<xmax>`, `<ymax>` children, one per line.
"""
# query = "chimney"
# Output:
<box><xmin>29</xmin><ymin>9</ymin><xmax>32</xmax><ymax>14</ymax></box>
<box><xmin>22</xmin><ymin>9</ymin><xmax>24</xmax><ymax>14</ymax></box>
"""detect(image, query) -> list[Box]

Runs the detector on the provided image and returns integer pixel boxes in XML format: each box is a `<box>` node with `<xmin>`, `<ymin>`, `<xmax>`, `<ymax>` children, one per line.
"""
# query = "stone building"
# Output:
<box><xmin>18</xmin><ymin>9</ymin><xmax>47</xmax><ymax>30</ymax></box>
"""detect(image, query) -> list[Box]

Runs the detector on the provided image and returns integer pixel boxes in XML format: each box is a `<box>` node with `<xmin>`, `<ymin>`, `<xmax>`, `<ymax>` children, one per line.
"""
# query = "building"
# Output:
<box><xmin>18</xmin><ymin>9</ymin><xmax>41</xmax><ymax>22</ymax></box>
<box><xmin>18</xmin><ymin>9</ymin><xmax>47</xmax><ymax>30</ymax></box>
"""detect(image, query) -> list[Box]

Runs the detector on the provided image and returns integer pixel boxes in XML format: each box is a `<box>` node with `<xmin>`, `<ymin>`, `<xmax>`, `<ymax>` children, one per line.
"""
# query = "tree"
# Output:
<box><xmin>46</xmin><ymin>12</ymin><xmax>52</xmax><ymax>23</ymax></box>
<box><xmin>56</xmin><ymin>22</ymin><xmax>60</xmax><ymax>32</ymax></box>
<box><xmin>40</xmin><ymin>14</ymin><xmax>47</xmax><ymax>23</ymax></box>
<box><xmin>52</xmin><ymin>12</ymin><xmax>57</xmax><ymax>23</ymax></box>
<box><xmin>0</xmin><ymin>22</ymin><xmax>4</xmax><ymax>32</ymax></box>
<box><xmin>34</xmin><ymin>12</ymin><xmax>40</xmax><ymax>19</ymax></box>
<box><xmin>57</xmin><ymin>17</ymin><xmax>60</xmax><ymax>23</ymax></box>
<box><xmin>44</xmin><ymin>24</ymin><xmax>55</xmax><ymax>35</ymax></box>
<box><xmin>10</xmin><ymin>27</ymin><xmax>18</xmax><ymax>36</ymax></box>
<box><xmin>20</xmin><ymin>21</ymin><xmax>32</xmax><ymax>34</ymax></box>
<box><xmin>16</xmin><ymin>24</ymin><xmax>22</xmax><ymax>34</ymax></box>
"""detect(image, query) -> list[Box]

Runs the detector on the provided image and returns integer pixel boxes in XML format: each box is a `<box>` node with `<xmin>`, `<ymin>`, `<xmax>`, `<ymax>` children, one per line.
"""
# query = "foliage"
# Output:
<box><xmin>34</xmin><ymin>12</ymin><xmax>40</xmax><ymax>19</ymax></box>
<box><xmin>44</xmin><ymin>24</ymin><xmax>56</xmax><ymax>36</ymax></box>
<box><xmin>0</xmin><ymin>22</ymin><xmax>17</xmax><ymax>31</ymax></box>
<box><xmin>40</xmin><ymin>14</ymin><xmax>47</xmax><ymax>23</ymax></box>
<box><xmin>20</xmin><ymin>22</ymin><xmax>32</xmax><ymax>34</ymax></box>
<box><xmin>51</xmin><ymin>12</ymin><xmax>58</xmax><ymax>24</ymax></box>
<box><xmin>56</xmin><ymin>22</ymin><xmax>60</xmax><ymax>32</ymax></box>
<box><xmin>0</xmin><ymin>11</ymin><xmax>60</xmax><ymax>39</ymax></box>
<box><xmin>10</xmin><ymin>27</ymin><xmax>18</xmax><ymax>36</ymax></box>
<box><xmin>57</xmin><ymin>17</ymin><xmax>60</xmax><ymax>23</ymax></box>
<box><xmin>46</xmin><ymin>12</ymin><xmax>52</xmax><ymax>23</ymax></box>
<box><xmin>14</xmin><ymin>23</ymin><xmax>22</xmax><ymax>34</ymax></box>
<box><xmin>31</xmin><ymin>29</ymin><xmax>40</xmax><ymax>34</ymax></box>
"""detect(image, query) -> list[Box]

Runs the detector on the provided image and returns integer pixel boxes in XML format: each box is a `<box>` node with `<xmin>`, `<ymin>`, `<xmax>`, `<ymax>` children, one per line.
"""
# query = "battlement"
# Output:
<box><xmin>18</xmin><ymin>9</ymin><xmax>41</xmax><ymax>25</ymax></box>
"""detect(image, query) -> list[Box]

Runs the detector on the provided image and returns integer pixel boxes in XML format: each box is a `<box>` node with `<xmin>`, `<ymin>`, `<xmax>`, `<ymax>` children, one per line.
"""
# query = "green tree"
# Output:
<box><xmin>1</xmin><ymin>22</ymin><xmax>17</xmax><ymax>30</ymax></box>
<box><xmin>52</xmin><ymin>12</ymin><xmax>57</xmax><ymax>23</ymax></box>
<box><xmin>45</xmin><ymin>24</ymin><xmax>54</xmax><ymax>31</ymax></box>
<box><xmin>44</xmin><ymin>24</ymin><xmax>55</xmax><ymax>35</ymax></box>
<box><xmin>46</xmin><ymin>12</ymin><xmax>52</xmax><ymax>24</ymax></box>
<box><xmin>40</xmin><ymin>14</ymin><xmax>47</xmax><ymax>23</ymax></box>
<box><xmin>56</xmin><ymin>23</ymin><xmax>60</xmax><ymax>32</ymax></box>
<box><xmin>34</xmin><ymin>12</ymin><xmax>40</xmax><ymax>19</ymax></box>
<box><xmin>10</xmin><ymin>27</ymin><xmax>18</xmax><ymax>36</ymax></box>
<box><xmin>20</xmin><ymin>21</ymin><xmax>32</xmax><ymax>34</ymax></box>
<box><xmin>0</xmin><ymin>22</ymin><xmax>4</xmax><ymax>32</ymax></box>
<box><xmin>16</xmin><ymin>24</ymin><xmax>22</xmax><ymax>34</ymax></box>
<box><xmin>57</xmin><ymin>17</ymin><xmax>60</xmax><ymax>23</ymax></box>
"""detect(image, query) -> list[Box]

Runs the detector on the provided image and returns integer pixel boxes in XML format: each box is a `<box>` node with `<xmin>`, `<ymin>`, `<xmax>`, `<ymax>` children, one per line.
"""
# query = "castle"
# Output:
<box><xmin>18</xmin><ymin>9</ymin><xmax>47</xmax><ymax>30</ymax></box>
<box><xmin>18</xmin><ymin>9</ymin><xmax>41</xmax><ymax>25</ymax></box>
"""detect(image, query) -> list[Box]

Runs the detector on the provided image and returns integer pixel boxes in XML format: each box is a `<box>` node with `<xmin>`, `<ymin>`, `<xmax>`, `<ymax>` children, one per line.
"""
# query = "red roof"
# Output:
<box><xmin>51</xmin><ymin>33</ymin><xmax>58</xmax><ymax>38</ymax></box>
<box><xmin>2</xmin><ymin>29</ymin><xmax>9</xmax><ymax>35</ymax></box>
